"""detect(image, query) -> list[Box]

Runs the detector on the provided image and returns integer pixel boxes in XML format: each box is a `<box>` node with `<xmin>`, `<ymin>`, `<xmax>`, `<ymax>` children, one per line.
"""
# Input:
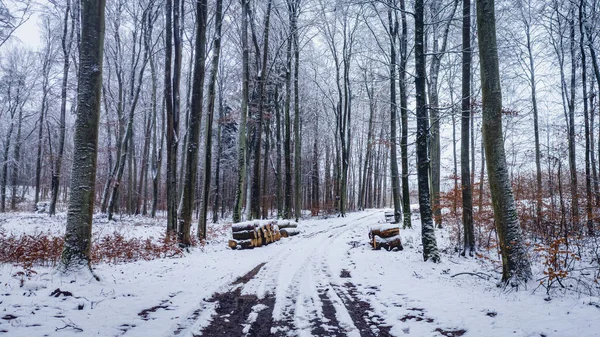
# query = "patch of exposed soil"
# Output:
<box><xmin>334</xmin><ymin>282</ymin><xmax>392</xmax><ymax>337</ymax></box>
<box><xmin>310</xmin><ymin>289</ymin><xmax>345</xmax><ymax>337</ymax></box>
<box><xmin>138</xmin><ymin>300</ymin><xmax>170</xmax><ymax>320</ymax></box>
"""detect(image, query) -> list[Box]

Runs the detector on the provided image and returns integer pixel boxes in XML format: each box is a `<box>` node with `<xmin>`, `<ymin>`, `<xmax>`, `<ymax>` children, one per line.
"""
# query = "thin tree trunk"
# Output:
<box><xmin>399</xmin><ymin>0</ymin><xmax>412</xmax><ymax>228</ymax></box>
<box><xmin>198</xmin><ymin>0</ymin><xmax>224</xmax><ymax>239</ymax></box>
<box><xmin>283</xmin><ymin>3</ymin><xmax>293</xmax><ymax>219</ymax></box>
<box><xmin>388</xmin><ymin>2</ymin><xmax>402</xmax><ymax>224</ymax></box>
<box><xmin>461</xmin><ymin>0</ymin><xmax>475</xmax><ymax>256</ymax></box>
<box><xmin>416</xmin><ymin>0</ymin><xmax>440</xmax><ymax>262</ymax></box>
<box><xmin>10</xmin><ymin>105</ymin><xmax>23</xmax><ymax>211</ymax></box>
<box><xmin>233</xmin><ymin>0</ymin><xmax>250</xmax><ymax>223</ymax></box>
<box><xmin>579</xmin><ymin>0</ymin><xmax>593</xmax><ymax>235</ymax></box>
<box><xmin>50</xmin><ymin>0</ymin><xmax>74</xmax><ymax>216</ymax></box>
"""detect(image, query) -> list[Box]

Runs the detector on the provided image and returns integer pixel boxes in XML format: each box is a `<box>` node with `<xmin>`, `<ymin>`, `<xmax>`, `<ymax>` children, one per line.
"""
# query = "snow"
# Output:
<box><xmin>1</xmin><ymin>210</ymin><xmax>599</xmax><ymax>336</ymax></box>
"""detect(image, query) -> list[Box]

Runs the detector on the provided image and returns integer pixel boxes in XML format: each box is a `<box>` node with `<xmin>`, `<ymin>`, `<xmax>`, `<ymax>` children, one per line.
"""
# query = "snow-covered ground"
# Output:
<box><xmin>1</xmin><ymin>210</ymin><xmax>599</xmax><ymax>336</ymax></box>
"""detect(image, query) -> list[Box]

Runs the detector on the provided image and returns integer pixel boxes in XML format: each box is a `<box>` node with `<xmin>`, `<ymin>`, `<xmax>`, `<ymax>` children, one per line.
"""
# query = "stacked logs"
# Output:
<box><xmin>369</xmin><ymin>224</ymin><xmax>403</xmax><ymax>251</ymax></box>
<box><xmin>278</xmin><ymin>220</ymin><xmax>300</xmax><ymax>238</ymax></box>
<box><xmin>229</xmin><ymin>220</ymin><xmax>299</xmax><ymax>250</ymax></box>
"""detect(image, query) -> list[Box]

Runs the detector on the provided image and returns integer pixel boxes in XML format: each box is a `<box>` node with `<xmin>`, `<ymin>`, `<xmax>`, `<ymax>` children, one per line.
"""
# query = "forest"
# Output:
<box><xmin>0</xmin><ymin>0</ymin><xmax>600</xmax><ymax>335</ymax></box>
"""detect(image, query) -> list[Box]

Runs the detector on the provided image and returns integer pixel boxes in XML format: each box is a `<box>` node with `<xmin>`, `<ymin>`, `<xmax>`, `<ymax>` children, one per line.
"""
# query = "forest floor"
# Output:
<box><xmin>1</xmin><ymin>210</ymin><xmax>599</xmax><ymax>337</ymax></box>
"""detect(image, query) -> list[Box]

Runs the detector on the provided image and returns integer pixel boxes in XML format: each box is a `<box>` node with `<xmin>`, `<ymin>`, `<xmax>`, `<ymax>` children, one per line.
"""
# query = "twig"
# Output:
<box><xmin>55</xmin><ymin>321</ymin><xmax>83</xmax><ymax>332</ymax></box>
<box><xmin>450</xmin><ymin>272</ymin><xmax>491</xmax><ymax>280</ymax></box>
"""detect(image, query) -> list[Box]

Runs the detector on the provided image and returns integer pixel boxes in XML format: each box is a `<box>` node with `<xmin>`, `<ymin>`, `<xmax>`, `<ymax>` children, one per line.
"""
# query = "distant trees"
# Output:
<box><xmin>1</xmin><ymin>0</ymin><xmax>600</xmax><ymax>285</ymax></box>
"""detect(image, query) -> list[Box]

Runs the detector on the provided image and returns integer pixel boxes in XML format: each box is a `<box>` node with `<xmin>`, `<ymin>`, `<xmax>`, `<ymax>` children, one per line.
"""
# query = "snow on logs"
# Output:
<box><xmin>228</xmin><ymin>220</ymin><xmax>300</xmax><ymax>250</ymax></box>
<box><xmin>368</xmin><ymin>224</ymin><xmax>403</xmax><ymax>251</ymax></box>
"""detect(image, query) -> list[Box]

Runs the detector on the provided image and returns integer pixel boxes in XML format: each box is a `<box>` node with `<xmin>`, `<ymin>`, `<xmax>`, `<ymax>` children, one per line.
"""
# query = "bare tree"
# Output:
<box><xmin>198</xmin><ymin>0</ymin><xmax>224</xmax><ymax>239</ymax></box>
<box><xmin>416</xmin><ymin>0</ymin><xmax>440</xmax><ymax>262</ymax></box>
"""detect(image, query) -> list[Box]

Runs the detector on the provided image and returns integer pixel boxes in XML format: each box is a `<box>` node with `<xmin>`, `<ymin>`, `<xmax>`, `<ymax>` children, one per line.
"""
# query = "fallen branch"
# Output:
<box><xmin>450</xmin><ymin>272</ymin><xmax>491</xmax><ymax>280</ymax></box>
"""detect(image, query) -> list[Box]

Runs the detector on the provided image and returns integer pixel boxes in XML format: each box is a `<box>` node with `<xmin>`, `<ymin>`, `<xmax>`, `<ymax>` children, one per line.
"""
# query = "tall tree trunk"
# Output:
<box><xmin>10</xmin><ymin>106</ymin><xmax>23</xmax><ymax>211</ymax></box>
<box><xmin>579</xmin><ymin>0</ymin><xmax>593</xmax><ymax>235</ymax></box>
<box><xmin>60</xmin><ymin>0</ymin><xmax>106</xmax><ymax>273</ymax></box>
<box><xmin>428</xmin><ymin>0</ymin><xmax>458</xmax><ymax>228</ymax></box>
<box><xmin>283</xmin><ymin>3</ymin><xmax>293</xmax><ymax>219</ymax></box>
<box><xmin>1</xmin><ymin>118</ymin><xmax>14</xmax><ymax>213</ymax></box>
<box><xmin>50</xmin><ymin>0</ymin><xmax>74</xmax><ymax>216</ymax></box>
<box><xmin>312</xmin><ymin>112</ymin><xmax>320</xmax><ymax>213</ymax></box>
<box><xmin>178</xmin><ymin>0</ymin><xmax>207</xmax><ymax>244</ymax></box>
<box><xmin>399</xmin><ymin>0</ymin><xmax>412</xmax><ymax>228</ymax></box>
<box><xmin>233</xmin><ymin>0</ymin><xmax>250</xmax><ymax>223</ymax></box>
<box><xmin>293</xmin><ymin>2</ymin><xmax>301</xmax><ymax>221</ymax></box>
<box><xmin>164</xmin><ymin>0</ymin><xmax>175</xmax><ymax>232</ymax></box>
<box><xmin>275</xmin><ymin>85</ymin><xmax>283</xmax><ymax>217</ymax></box>
<box><xmin>416</xmin><ymin>0</ymin><xmax>440</xmax><ymax>262</ymax></box>
<box><xmin>360</xmin><ymin>73</ymin><xmax>375</xmax><ymax>211</ymax></box>
<box><xmin>461</xmin><ymin>0</ymin><xmax>475</xmax><ymax>256</ymax></box>
<box><xmin>198</xmin><ymin>0</ymin><xmax>224</xmax><ymax>239</ymax></box>
<box><xmin>476</xmin><ymin>0</ymin><xmax>531</xmax><ymax>283</ymax></box>
<box><xmin>389</xmin><ymin>2</ymin><xmax>402</xmax><ymax>224</ymax></box>
<box><xmin>213</xmin><ymin>82</ymin><xmax>224</xmax><ymax>224</ymax></box>
<box><xmin>251</xmin><ymin>0</ymin><xmax>273</xmax><ymax>220</ymax></box>
<box><xmin>566</xmin><ymin>5</ymin><xmax>578</xmax><ymax>226</ymax></box>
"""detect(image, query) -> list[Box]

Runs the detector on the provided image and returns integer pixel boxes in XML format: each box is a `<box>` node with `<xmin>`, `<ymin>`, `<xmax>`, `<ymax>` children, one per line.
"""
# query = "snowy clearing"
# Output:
<box><xmin>1</xmin><ymin>210</ymin><xmax>599</xmax><ymax>336</ymax></box>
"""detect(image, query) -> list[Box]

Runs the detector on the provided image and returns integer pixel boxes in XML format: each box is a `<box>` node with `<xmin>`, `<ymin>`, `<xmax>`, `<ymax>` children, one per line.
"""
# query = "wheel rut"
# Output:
<box><xmin>178</xmin><ymin>212</ymin><xmax>402</xmax><ymax>337</ymax></box>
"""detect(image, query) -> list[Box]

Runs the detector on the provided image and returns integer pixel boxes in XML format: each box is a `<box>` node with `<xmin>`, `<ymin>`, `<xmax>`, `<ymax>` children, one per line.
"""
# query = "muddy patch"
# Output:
<box><xmin>334</xmin><ymin>282</ymin><xmax>392</xmax><ymax>337</ymax></box>
<box><xmin>310</xmin><ymin>289</ymin><xmax>345</xmax><ymax>337</ymax></box>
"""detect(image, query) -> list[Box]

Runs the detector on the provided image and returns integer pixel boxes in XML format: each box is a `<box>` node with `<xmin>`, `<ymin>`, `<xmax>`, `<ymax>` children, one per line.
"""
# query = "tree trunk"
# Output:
<box><xmin>10</xmin><ymin>105</ymin><xmax>23</xmax><ymax>211</ymax></box>
<box><xmin>416</xmin><ymin>0</ymin><xmax>440</xmax><ymax>263</ymax></box>
<box><xmin>461</xmin><ymin>0</ymin><xmax>475</xmax><ymax>256</ymax></box>
<box><xmin>251</xmin><ymin>0</ymin><xmax>273</xmax><ymax>220</ymax></box>
<box><xmin>60</xmin><ymin>0</ymin><xmax>106</xmax><ymax>273</ymax></box>
<box><xmin>476</xmin><ymin>0</ymin><xmax>531</xmax><ymax>283</ymax></box>
<box><xmin>178</xmin><ymin>0</ymin><xmax>207</xmax><ymax>244</ymax></box>
<box><xmin>50</xmin><ymin>0</ymin><xmax>74</xmax><ymax>216</ymax></box>
<box><xmin>579</xmin><ymin>0</ymin><xmax>593</xmax><ymax>235</ymax></box>
<box><xmin>283</xmin><ymin>3</ymin><xmax>293</xmax><ymax>219</ymax></box>
<box><xmin>233</xmin><ymin>0</ymin><xmax>250</xmax><ymax>223</ymax></box>
<box><xmin>399</xmin><ymin>0</ymin><xmax>412</xmax><ymax>228</ymax></box>
<box><xmin>292</xmin><ymin>0</ymin><xmax>301</xmax><ymax>221</ymax></box>
<box><xmin>198</xmin><ymin>0</ymin><xmax>224</xmax><ymax>239</ymax></box>
<box><xmin>388</xmin><ymin>3</ymin><xmax>402</xmax><ymax>224</ymax></box>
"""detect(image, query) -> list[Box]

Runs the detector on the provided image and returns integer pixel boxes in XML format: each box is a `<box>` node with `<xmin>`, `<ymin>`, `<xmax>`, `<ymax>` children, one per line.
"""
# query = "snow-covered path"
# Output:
<box><xmin>1</xmin><ymin>210</ymin><xmax>599</xmax><ymax>336</ymax></box>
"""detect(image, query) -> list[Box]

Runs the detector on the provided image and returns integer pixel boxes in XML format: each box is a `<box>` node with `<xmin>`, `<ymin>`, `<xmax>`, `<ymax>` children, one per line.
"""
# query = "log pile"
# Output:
<box><xmin>277</xmin><ymin>220</ymin><xmax>300</xmax><ymax>238</ymax></box>
<box><xmin>228</xmin><ymin>220</ymin><xmax>299</xmax><ymax>250</ymax></box>
<box><xmin>369</xmin><ymin>224</ymin><xmax>403</xmax><ymax>251</ymax></box>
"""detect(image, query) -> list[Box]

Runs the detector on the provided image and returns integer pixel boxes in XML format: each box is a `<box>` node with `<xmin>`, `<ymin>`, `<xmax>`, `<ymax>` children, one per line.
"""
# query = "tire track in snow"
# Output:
<box><xmin>173</xmin><ymin>211</ymin><xmax>388</xmax><ymax>337</ymax></box>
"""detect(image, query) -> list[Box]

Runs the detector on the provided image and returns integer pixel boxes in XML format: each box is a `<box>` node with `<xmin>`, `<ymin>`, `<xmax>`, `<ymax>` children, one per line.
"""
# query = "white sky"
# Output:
<box><xmin>10</xmin><ymin>10</ymin><xmax>41</xmax><ymax>50</ymax></box>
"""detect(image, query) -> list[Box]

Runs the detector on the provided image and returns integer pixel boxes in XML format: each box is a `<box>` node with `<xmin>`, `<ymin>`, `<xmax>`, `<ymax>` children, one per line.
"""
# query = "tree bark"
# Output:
<box><xmin>251</xmin><ymin>0</ymin><xmax>273</xmax><ymax>220</ymax></box>
<box><xmin>416</xmin><ymin>0</ymin><xmax>440</xmax><ymax>262</ymax></box>
<box><xmin>49</xmin><ymin>0</ymin><xmax>74</xmax><ymax>216</ymax></box>
<box><xmin>60</xmin><ymin>0</ymin><xmax>106</xmax><ymax>273</ymax></box>
<box><xmin>178</xmin><ymin>0</ymin><xmax>207</xmax><ymax>244</ymax></box>
<box><xmin>399</xmin><ymin>0</ymin><xmax>412</xmax><ymax>228</ymax></box>
<box><xmin>388</xmin><ymin>2</ymin><xmax>402</xmax><ymax>224</ymax></box>
<box><xmin>198</xmin><ymin>0</ymin><xmax>224</xmax><ymax>239</ymax></box>
<box><xmin>461</xmin><ymin>0</ymin><xmax>475</xmax><ymax>256</ymax></box>
<box><xmin>233</xmin><ymin>0</ymin><xmax>250</xmax><ymax>223</ymax></box>
<box><xmin>476</xmin><ymin>0</ymin><xmax>531</xmax><ymax>283</ymax></box>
